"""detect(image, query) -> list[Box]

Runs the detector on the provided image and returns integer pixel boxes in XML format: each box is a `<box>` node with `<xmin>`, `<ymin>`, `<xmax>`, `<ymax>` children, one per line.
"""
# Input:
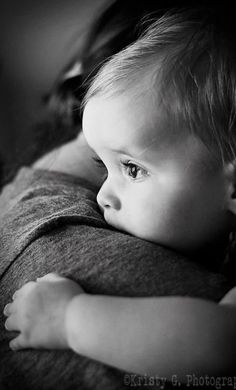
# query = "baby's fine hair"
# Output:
<box><xmin>84</xmin><ymin>7</ymin><xmax>236</xmax><ymax>165</ymax></box>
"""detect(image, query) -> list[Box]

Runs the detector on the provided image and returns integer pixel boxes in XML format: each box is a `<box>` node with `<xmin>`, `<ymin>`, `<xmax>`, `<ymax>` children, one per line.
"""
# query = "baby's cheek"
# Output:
<box><xmin>142</xmin><ymin>194</ymin><xmax>191</xmax><ymax>243</ymax></box>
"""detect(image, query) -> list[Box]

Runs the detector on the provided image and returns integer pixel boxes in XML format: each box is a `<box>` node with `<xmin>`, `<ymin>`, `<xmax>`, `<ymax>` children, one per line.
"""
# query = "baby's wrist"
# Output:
<box><xmin>65</xmin><ymin>293</ymin><xmax>92</xmax><ymax>353</ymax></box>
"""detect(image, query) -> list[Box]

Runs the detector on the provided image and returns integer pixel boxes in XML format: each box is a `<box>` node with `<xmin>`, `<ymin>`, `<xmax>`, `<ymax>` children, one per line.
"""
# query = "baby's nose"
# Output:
<box><xmin>97</xmin><ymin>181</ymin><xmax>121</xmax><ymax>211</ymax></box>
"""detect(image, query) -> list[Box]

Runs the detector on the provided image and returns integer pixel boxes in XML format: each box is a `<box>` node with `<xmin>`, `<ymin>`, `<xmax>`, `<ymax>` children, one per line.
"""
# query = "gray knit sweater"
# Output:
<box><xmin>0</xmin><ymin>168</ymin><xmax>232</xmax><ymax>390</ymax></box>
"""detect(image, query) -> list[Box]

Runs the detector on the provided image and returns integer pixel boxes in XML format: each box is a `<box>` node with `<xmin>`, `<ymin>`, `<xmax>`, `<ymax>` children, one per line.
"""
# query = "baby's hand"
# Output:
<box><xmin>3</xmin><ymin>273</ymin><xmax>84</xmax><ymax>351</ymax></box>
<box><xmin>220</xmin><ymin>286</ymin><xmax>236</xmax><ymax>306</ymax></box>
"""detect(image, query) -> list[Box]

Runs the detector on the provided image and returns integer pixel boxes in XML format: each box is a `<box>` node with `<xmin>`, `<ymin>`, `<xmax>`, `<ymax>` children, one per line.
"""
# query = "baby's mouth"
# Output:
<box><xmin>98</xmin><ymin>204</ymin><xmax>125</xmax><ymax>231</ymax></box>
<box><xmin>103</xmin><ymin>210</ymin><xmax>121</xmax><ymax>230</ymax></box>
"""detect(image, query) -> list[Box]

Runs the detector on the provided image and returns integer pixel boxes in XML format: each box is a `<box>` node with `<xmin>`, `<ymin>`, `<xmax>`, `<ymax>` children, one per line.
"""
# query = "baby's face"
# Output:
<box><xmin>83</xmin><ymin>94</ymin><xmax>231</xmax><ymax>252</ymax></box>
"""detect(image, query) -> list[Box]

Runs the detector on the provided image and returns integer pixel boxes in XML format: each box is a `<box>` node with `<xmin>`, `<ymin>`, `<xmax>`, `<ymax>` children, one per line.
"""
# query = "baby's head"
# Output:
<box><xmin>82</xmin><ymin>9</ymin><xmax>236</xmax><ymax>253</ymax></box>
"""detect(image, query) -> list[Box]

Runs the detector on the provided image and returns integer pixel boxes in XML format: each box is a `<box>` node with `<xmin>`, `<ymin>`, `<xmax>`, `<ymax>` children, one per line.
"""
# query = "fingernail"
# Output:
<box><xmin>12</xmin><ymin>291</ymin><xmax>18</xmax><ymax>300</ymax></box>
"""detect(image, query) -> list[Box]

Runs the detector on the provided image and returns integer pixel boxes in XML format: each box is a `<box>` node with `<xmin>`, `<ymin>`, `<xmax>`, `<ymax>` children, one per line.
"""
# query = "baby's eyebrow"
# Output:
<box><xmin>109</xmin><ymin>147</ymin><xmax>131</xmax><ymax>155</ymax></box>
<box><xmin>135</xmin><ymin>136</ymin><xmax>159</xmax><ymax>158</ymax></box>
<box><xmin>109</xmin><ymin>142</ymin><xmax>158</xmax><ymax>160</ymax></box>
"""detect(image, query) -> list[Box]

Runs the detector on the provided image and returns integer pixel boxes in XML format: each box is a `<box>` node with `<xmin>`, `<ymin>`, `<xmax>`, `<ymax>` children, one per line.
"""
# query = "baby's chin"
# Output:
<box><xmin>103</xmin><ymin>213</ymin><xmax>169</xmax><ymax>247</ymax></box>
<box><xmin>103</xmin><ymin>213</ymin><xmax>137</xmax><ymax>237</ymax></box>
<box><xmin>103</xmin><ymin>213</ymin><xmax>125</xmax><ymax>232</ymax></box>
<box><xmin>104</xmin><ymin>215</ymin><xmax>155</xmax><ymax>242</ymax></box>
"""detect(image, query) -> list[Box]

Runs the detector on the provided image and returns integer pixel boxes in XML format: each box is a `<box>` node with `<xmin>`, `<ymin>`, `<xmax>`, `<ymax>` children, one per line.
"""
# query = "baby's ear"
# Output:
<box><xmin>225</xmin><ymin>161</ymin><xmax>236</xmax><ymax>214</ymax></box>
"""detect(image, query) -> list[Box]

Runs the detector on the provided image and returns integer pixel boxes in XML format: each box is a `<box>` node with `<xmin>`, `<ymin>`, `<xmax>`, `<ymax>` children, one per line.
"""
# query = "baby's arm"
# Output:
<box><xmin>4</xmin><ymin>273</ymin><xmax>236</xmax><ymax>381</ymax></box>
<box><xmin>67</xmin><ymin>288</ymin><xmax>236</xmax><ymax>378</ymax></box>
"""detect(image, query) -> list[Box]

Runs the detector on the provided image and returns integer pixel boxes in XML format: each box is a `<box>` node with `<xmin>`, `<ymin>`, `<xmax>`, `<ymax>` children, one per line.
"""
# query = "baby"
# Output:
<box><xmin>4</xmin><ymin>9</ymin><xmax>236</xmax><ymax>379</ymax></box>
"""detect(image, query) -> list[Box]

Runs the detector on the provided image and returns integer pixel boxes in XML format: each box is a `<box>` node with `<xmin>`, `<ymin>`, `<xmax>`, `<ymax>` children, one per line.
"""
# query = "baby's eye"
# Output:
<box><xmin>122</xmin><ymin>161</ymin><xmax>148</xmax><ymax>180</ymax></box>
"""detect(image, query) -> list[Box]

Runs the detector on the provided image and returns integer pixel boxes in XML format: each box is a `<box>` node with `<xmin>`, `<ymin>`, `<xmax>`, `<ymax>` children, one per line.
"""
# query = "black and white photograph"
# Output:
<box><xmin>0</xmin><ymin>1</ymin><xmax>235</xmax><ymax>389</ymax></box>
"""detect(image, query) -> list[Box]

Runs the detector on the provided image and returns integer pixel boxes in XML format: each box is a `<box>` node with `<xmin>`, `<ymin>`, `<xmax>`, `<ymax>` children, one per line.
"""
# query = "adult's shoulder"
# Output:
<box><xmin>0</xmin><ymin>167</ymin><xmax>105</xmax><ymax>272</ymax></box>
<box><xmin>0</xmin><ymin>167</ymin><xmax>231</xmax><ymax>301</ymax></box>
<box><xmin>0</xmin><ymin>167</ymin><xmax>232</xmax><ymax>390</ymax></box>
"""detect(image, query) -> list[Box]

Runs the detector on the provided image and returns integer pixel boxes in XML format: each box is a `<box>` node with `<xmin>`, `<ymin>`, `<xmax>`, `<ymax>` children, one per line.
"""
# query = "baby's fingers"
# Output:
<box><xmin>12</xmin><ymin>289</ymin><xmax>21</xmax><ymax>300</ymax></box>
<box><xmin>3</xmin><ymin>303</ymin><xmax>14</xmax><ymax>317</ymax></box>
<box><xmin>5</xmin><ymin>314</ymin><xmax>19</xmax><ymax>331</ymax></box>
<box><xmin>10</xmin><ymin>282</ymin><xmax>36</xmax><ymax>301</ymax></box>
<box><xmin>37</xmin><ymin>273</ymin><xmax>67</xmax><ymax>282</ymax></box>
<box><xmin>9</xmin><ymin>334</ymin><xmax>29</xmax><ymax>351</ymax></box>
<box><xmin>18</xmin><ymin>281</ymin><xmax>36</xmax><ymax>293</ymax></box>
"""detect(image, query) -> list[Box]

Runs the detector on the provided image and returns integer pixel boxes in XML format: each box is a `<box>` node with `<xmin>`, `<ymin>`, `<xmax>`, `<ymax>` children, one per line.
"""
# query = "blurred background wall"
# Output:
<box><xmin>0</xmin><ymin>0</ymin><xmax>107</xmax><ymax>162</ymax></box>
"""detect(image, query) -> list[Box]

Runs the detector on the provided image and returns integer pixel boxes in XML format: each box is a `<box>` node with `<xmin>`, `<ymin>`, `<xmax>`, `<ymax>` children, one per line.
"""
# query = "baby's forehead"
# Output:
<box><xmin>84</xmin><ymin>91</ymin><xmax>186</xmax><ymax>155</ymax></box>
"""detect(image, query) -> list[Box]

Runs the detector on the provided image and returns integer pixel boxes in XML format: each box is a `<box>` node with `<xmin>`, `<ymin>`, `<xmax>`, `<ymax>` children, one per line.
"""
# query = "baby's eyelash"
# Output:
<box><xmin>120</xmin><ymin>160</ymin><xmax>149</xmax><ymax>180</ymax></box>
<box><xmin>121</xmin><ymin>161</ymin><xmax>132</xmax><ymax>168</ymax></box>
<box><xmin>121</xmin><ymin>160</ymin><xmax>147</xmax><ymax>171</ymax></box>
